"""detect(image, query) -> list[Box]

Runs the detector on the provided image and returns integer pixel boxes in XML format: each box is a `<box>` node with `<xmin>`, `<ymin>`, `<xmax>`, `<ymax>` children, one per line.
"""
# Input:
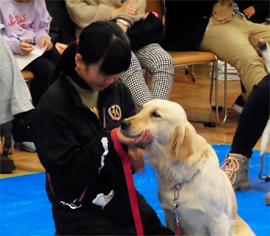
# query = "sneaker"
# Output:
<box><xmin>22</xmin><ymin>141</ymin><xmax>36</xmax><ymax>152</ymax></box>
<box><xmin>232</xmin><ymin>95</ymin><xmax>245</xmax><ymax>113</ymax></box>
<box><xmin>265</xmin><ymin>192</ymin><xmax>270</xmax><ymax>206</ymax></box>
<box><xmin>221</xmin><ymin>153</ymin><xmax>250</xmax><ymax>191</ymax></box>
<box><xmin>0</xmin><ymin>151</ymin><xmax>16</xmax><ymax>173</ymax></box>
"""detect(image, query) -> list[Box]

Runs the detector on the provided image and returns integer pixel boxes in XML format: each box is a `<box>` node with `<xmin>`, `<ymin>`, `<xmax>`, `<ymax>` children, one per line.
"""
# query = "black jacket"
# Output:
<box><xmin>31</xmin><ymin>73</ymin><xmax>161</xmax><ymax>235</ymax></box>
<box><xmin>237</xmin><ymin>0</ymin><xmax>269</xmax><ymax>23</ymax></box>
<box><xmin>161</xmin><ymin>0</ymin><xmax>267</xmax><ymax>51</ymax></box>
<box><xmin>46</xmin><ymin>0</ymin><xmax>76</xmax><ymax>44</ymax></box>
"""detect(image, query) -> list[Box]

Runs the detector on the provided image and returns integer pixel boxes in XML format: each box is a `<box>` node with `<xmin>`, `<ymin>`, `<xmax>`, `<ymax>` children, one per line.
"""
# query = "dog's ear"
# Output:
<box><xmin>170</xmin><ymin>123</ymin><xmax>195</xmax><ymax>162</ymax></box>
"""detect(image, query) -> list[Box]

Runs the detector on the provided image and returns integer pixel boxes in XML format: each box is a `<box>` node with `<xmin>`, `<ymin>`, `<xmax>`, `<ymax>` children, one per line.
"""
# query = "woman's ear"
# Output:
<box><xmin>75</xmin><ymin>53</ymin><xmax>84</xmax><ymax>68</ymax></box>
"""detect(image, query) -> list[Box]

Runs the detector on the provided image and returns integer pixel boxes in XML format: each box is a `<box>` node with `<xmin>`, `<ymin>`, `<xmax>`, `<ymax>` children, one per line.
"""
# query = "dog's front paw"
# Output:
<box><xmin>258</xmin><ymin>38</ymin><xmax>267</xmax><ymax>51</ymax></box>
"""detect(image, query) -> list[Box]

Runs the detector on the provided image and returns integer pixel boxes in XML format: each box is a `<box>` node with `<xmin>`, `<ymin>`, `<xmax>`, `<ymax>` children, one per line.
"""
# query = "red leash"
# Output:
<box><xmin>111</xmin><ymin>128</ymin><xmax>144</xmax><ymax>236</ymax></box>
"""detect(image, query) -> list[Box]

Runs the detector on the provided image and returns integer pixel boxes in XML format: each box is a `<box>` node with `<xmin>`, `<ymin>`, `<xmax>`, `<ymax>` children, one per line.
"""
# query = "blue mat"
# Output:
<box><xmin>0</xmin><ymin>144</ymin><xmax>269</xmax><ymax>236</ymax></box>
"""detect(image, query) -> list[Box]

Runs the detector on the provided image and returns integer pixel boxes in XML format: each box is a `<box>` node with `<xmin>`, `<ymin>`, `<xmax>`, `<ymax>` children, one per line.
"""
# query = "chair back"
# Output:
<box><xmin>145</xmin><ymin>0</ymin><xmax>165</xmax><ymax>21</ymax></box>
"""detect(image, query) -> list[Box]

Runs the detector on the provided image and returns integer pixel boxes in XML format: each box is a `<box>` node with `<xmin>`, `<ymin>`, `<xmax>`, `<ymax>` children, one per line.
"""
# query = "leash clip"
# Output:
<box><xmin>60</xmin><ymin>199</ymin><xmax>82</xmax><ymax>210</ymax></box>
<box><xmin>173</xmin><ymin>184</ymin><xmax>182</xmax><ymax>236</ymax></box>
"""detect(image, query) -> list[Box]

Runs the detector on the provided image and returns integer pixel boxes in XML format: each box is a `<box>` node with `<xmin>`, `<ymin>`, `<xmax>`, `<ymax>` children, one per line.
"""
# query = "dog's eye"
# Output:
<box><xmin>152</xmin><ymin>111</ymin><xmax>161</xmax><ymax>118</ymax></box>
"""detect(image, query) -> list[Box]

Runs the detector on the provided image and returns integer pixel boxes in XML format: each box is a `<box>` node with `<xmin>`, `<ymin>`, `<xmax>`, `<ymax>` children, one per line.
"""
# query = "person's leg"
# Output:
<box><xmin>231</xmin><ymin>74</ymin><xmax>270</xmax><ymax>157</ymax></box>
<box><xmin>42</xmin><ymin>47</ymin><xmax>61</xmax><ymax>66</ymax></box>
<box><xmin>25</xmin><ymin>57</ymin><xmax>55</xmax><ymax>106</ymax></box>
<box><xmin>134</xmin><ymin>43</ymin><xmax>175</xmax><ymax>100</ymax></box>
<box><xmin>120</xmin><ymin>52</ymin><xmax>153</xmax><ymax>110</ymax></box>
<box><xmin>222</xmin><ymin>74</ymin><xmax>270</xmax><ymax>190</ymax></box>
<box><xmin>0</xmin><ymin>121</ymin><xmax>16</xmax><ymax>173</ymax></box>
<box><xmin>200</xmin><ymin>14</ymin><xmax>267</xmax><ymax>101</ymax></box>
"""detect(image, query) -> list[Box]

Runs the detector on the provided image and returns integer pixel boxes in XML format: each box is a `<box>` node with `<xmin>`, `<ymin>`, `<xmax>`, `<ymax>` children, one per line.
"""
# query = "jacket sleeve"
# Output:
<box><xmin>65</xmin><ymin>0</ymin><xmax>113</xmax><ymax>29</ymax></box>
<box><xmin>0</xmin><ymin>14</ymin><xmax>22</xmax><ymax>54</ymax></box>
<box><xmin>113</xmin><ymin>0</ymin><xmax>146</xmax><ymax>26</ymax></box>
<box><xmin>252</xmin><ymin>1</ymin><xmax>269</xmax><ymax>14</ymax></box>
<box><xmin>31</xmin><ymin>102</ymin><xmax>116</xmax><ymax>190</ymax></box>
<box><xmin>49</xmin><ymin>17</ymin><xmax>60</xmax><ymax>45</ymax></box>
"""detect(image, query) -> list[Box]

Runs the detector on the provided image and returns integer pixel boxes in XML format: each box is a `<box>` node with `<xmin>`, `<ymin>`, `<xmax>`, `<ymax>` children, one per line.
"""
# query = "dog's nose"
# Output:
<box><xmin>120</xmin><ymin>120</ymin><xmax>131</xmax><ymax>130</ymax></box>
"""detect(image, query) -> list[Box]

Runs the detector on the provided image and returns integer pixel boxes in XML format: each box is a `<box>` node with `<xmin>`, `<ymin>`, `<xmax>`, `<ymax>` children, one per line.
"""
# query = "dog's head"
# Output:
<box><xmin>212</xmin><ymin>0</ymin><xmax>234</xmax><ymax>25</ymax></box>
<box><xmin>120</xmin><ymin>99</ymin><xmax>205</xmax><ymax>162</ymax></box>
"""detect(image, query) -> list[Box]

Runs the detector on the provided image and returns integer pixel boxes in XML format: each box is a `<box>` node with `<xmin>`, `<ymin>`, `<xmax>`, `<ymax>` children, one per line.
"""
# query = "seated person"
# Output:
<box><xmin>162</xmin><ymin>0</ymin><xmax>270</xmax><ymax>113</ymax></box>
<box><xmin>65</xmin><ymin>0</ymin><xmax>175</xmax><ymax>110</ymax></box>
<box><xmin>31</xmin><ymin>21</ymin><xmax>174</xmax><ymax>235</ymax></box>
<box><xmin>221</xmin><ymin>74</ymin><xmax>269</xmax><ymax>191</ymax></box>
<box><xmin>0</xmin><ymin>34</ymin><xmax>34</xmax><ymax>173</ymax></box>
<box><xmin>0</xmin><ymin>0</ymin><xmax>61</xmax><ymax>151</ymax></box>
<box><xmin>0</xmin><ymin>0</ymin><xmax>60</xmax><ymax>107</ymax></box>
<box><xmin>45</xmin><ymin>0</ymin><xmax>76</xmax><ymax>54</ymax></box>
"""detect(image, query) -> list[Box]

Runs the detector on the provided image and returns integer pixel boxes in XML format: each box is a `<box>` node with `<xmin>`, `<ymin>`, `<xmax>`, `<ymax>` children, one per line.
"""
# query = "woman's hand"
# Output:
<box><xmin>110</xmin><ymin>4</ymin><xmax>138</xmax><ymax>19</ymax></box>
<box><xmin>40</xmin><ymin>37</ymin><xmax>53</xmax><ymax>51</ymax></box>
<box><xmin>117</xmin><ymin>129</ymin><xmax>154</xmax><ymax>148</ymax></box>
<box><xmin>128</xmin><ymin>147</ymin><xmax>145</xmax><ymax>173</ymax></box>
<box><xmin>243</xmin><ymin>6</ymin><xmax>256</xmax><ymax>19</ymax></box>
<box><xmin>20</xmin><ymin>39</ymin><xmax>34</xmax><ymax>55</ymax></box>
<box><xmin>55</xmin><ymin>42</ymin><xmax>68</xmax><ymax>54</ymax></box>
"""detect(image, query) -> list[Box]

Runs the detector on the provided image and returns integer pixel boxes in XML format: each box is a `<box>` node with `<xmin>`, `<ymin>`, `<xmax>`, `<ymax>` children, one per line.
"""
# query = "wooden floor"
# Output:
<box><xmin>0</xmin><ymin>63</ymin><xmax>264</xmax><ymax>178</ymax></box>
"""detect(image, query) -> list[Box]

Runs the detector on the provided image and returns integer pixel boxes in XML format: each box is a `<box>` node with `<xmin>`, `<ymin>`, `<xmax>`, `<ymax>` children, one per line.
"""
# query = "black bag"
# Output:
<box><xmin>126</xmin><ymin>12</ymin><xmax>164</xmax><ymax>51</ymax></box>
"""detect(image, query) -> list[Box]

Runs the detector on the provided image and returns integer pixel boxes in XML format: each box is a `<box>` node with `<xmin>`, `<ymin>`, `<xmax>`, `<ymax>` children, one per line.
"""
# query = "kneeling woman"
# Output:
<box><xmin>31</xmin><ymin>21</ymin><xmax>174</xmax><ymax>236</ymax></box>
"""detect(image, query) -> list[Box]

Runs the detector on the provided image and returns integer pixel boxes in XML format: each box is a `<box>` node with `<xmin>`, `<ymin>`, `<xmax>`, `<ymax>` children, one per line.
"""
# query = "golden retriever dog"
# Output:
<box><xmin>212</xmin><ymin>0</ymin><xmax>234</xmax><ymax>25</ymax></box>
<box><xmin>120</xmin><ymin>100</ymin><xmax>254</xmax><ymax>235</ymax></box>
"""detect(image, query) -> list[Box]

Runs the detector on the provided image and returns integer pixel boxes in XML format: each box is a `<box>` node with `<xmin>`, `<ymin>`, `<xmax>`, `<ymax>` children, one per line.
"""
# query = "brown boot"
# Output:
<box><xmin>221</xmin><ymin>153</ymin><xmax>250</xmax><ymax>191</ymax></box>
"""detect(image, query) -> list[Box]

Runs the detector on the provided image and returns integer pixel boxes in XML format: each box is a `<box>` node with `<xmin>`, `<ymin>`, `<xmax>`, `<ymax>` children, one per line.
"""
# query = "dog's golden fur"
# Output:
<box><xmin>212</xmin><ymin>0</ymin><xmax>234</xmax><ymax>25</ymax></box>
<box><xmin>121</xmin><ymin>100</ymin><xmax>254</xmax><ymax>235</ymax></box>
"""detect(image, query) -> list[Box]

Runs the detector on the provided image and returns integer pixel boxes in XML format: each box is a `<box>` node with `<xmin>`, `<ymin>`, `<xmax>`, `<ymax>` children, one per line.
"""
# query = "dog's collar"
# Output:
<box><xmin>173</xmin><ymin>167</ymin><xmax>200</xmax><ymax>192</ymax></box>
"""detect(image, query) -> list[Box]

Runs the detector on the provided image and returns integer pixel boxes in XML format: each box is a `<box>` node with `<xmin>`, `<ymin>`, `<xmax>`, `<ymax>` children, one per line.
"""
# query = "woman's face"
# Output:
<box><xmin>75</xmin><ymin>54</ymin><xmax>122</xmax><ymax>91</ymax></box>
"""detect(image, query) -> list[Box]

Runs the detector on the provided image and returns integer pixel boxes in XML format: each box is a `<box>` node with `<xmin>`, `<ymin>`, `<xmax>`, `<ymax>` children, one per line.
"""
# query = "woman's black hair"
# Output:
<box><xmin>52</xmin><ymin>21</ymin><xmax>131</xmax><ymax>82</ymax></box>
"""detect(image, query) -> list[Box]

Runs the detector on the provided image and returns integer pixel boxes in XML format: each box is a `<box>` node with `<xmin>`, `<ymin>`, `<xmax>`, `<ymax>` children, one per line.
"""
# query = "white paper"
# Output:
<box><xmin>14</xmin><ymin>42</ymin><xmax>49</xmax><ymax>70</ymax></box>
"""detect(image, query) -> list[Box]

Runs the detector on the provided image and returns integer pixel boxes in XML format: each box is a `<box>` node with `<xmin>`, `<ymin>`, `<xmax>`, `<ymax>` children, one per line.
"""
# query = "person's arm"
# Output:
<box><xmin>112</xmin><ymin>0</ymin><xmax>146</xmax><ymax>26</ymax></box>
<box><xmin>118</xmin><ymin>83</ymin><xmax>148</xmax><ymax>173</ymax></box>
<box><xmin>65</xmin><ymin>0</ymin><xmax>114</xmax><ymax>29</ymax></box>
<box><xmin>251</xmin><ymin>0</ymin><xmax>269</xmax><ymax>15</ymax></box>
<box><xmin>31</xmin><ymin>103</ymin><xmax>118</xmax><ymax>189</ymax></box>
<box><xmin>0</xmin><ymin>13</ymin><xmax>22</xmax><ymax>54</ymax></box>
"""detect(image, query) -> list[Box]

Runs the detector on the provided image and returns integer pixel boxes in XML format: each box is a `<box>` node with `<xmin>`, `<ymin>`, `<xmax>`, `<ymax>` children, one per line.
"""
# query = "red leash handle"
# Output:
<box><xmin>111</xmin><ymin>128</ymin><xmax>144</xmax><ymax>236</ymax></box>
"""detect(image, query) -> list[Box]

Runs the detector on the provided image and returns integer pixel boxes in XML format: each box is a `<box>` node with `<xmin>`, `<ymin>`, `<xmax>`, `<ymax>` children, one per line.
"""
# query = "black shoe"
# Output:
<box><xmin>232</xmin><ymin>95</ymin><xmax>245</xmax><ymax>113</ymax></box>
<box><xmin>0</xmin><ymin>151</ymin><xmax>16</xmax><ymax>173</ymax></box>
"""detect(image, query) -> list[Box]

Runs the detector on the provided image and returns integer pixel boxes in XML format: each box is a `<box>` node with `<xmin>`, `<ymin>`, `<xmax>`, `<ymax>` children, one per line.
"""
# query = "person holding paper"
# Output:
<box><xmin>0</xmin><ymin>0</ymin><xmax>60</xmax><ymax>107</ymax></box>
<box><xmin>0</xmin><ymin>0</ymin><xmax>60</xmax><ymax>152</ymax></box>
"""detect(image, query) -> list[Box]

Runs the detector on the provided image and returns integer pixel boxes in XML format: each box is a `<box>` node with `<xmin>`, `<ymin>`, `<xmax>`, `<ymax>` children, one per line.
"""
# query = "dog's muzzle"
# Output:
<box><xmin>120</xmin><ymin>120</ymin><xmax>131</xmax><ymax>131</ymax></box>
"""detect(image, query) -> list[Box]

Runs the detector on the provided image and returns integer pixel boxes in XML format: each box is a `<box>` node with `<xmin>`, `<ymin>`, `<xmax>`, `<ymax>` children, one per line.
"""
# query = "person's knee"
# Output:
<box><xmin>253</xmin><ymin>74</ymin><xmax>270</xmax><ymax>93</ymax></box>
<box><xmin>151</xmin><ymin>49</ymin><xmax>174</xmax><ymax>75</ymax></box>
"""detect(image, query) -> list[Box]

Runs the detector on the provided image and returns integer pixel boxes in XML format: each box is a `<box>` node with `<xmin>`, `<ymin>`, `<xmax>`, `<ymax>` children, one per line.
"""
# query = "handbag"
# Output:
<box><xmin>126</xmin><ymin>12</ymin><xmax>164</xmax><ymax>51</ymax></box>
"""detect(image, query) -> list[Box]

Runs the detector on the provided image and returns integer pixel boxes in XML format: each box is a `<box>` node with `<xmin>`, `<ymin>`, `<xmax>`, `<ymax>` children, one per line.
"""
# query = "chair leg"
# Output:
<box><xmin>208</xmin><ymin>61</ymin><xmax>228</xmax><ymax>126</ymax></box>
<box><xmin>185</xmin><ymin>66</ymin><xmax>196</xmax><ymax>82</ymax></box>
